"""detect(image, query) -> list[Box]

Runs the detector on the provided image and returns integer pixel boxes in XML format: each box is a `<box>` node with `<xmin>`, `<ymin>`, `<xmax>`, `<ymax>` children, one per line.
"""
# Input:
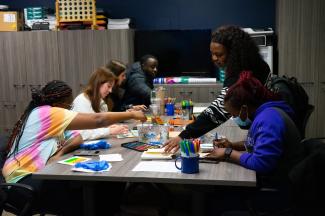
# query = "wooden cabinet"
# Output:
<box><xmin>1</xmin><ymin>32</ymin><xmax>27</xmax><ymax>102</ymax></box>
<box><xmin>0</xmin><ymin>30</ymin><xmax>134</xmax><ymax>137</ymax></box>
<box><xmin>154</xmin><ymin>83</ymin><xmax>223</xmax><ymax>103</ymax></box>
<box><xmin>24</xmin><ymin>31</ymin><xmax>61</xmax><ymax>98</ymax></box>
<box><xmin>277</xmin><ymin>0</ymin><xmax>325</xmax><ymax>137</ymax></box>
<box><xmin>58</xmin><ymin>30</ymin><xmax>96</xmax><ymax>97</ymax></box>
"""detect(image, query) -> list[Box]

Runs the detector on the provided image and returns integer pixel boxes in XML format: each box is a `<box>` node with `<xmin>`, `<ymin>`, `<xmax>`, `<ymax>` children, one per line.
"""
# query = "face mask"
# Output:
<box><xmin>233</xmin><ymin>116</ymin><xmax>252</xmax><ymax>128</ymax></box>
<box><xmin>232</xmin><ymin>105</ymin><xmax>252</xmax><ymax>128</ymax></box>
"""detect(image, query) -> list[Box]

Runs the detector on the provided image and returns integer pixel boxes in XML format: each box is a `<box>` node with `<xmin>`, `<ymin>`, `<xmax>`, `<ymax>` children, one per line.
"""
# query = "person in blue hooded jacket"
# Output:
<box><xmin>207</xmin><ymin>71</ymin><xmax>304</xmax><ymax>184</ymax></box>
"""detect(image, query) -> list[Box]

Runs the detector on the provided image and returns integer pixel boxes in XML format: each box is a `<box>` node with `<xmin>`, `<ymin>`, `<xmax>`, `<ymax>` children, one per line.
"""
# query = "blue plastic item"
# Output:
<box><xmin>80</xmin><ymin>140</ymin><xmax>111</xmax><ymax>150</ymax></box>
<box><xmin>75</xmin><ymin>161</ymin><xmax>109</xmax><ymax>171</ymax></box>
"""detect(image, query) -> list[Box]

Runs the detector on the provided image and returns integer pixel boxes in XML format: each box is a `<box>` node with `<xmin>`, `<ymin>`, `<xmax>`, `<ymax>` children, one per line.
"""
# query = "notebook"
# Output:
<box><xmin>141</xmin><ymin>148</ymin><xmax>174</xmax><ymax>160</ymax></box>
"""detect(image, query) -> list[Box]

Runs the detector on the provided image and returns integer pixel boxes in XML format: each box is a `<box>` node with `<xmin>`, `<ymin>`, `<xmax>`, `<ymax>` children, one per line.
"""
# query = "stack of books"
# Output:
<box><xmin>107</xmin><ymin>18</ymin><xmax>130</xmax><ymax>29</ymax></box>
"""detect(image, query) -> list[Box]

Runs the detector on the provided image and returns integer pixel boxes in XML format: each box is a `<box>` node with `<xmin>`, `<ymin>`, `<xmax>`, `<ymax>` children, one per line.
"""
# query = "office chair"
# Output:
<box><xmin>0</xmin><ymin>135</ymin><xmax>42</xmax><ymax>216</ymax></box>
<box><xmin>300</xmin><ymin>104</ymin><xmax>314</xmax><ymax>138</ymax></box>
<box><xmin>289</xmin><ymin>137</ymin><xmax>325</xmax><ymax>216</ymax></box>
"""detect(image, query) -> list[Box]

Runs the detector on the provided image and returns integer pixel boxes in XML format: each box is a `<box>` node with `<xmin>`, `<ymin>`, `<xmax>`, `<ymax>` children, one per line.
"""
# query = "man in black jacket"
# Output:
<box><xmin>121</xmin><ymin>55</ymin><xmax>158</xmax><ymax>109</ymax></box>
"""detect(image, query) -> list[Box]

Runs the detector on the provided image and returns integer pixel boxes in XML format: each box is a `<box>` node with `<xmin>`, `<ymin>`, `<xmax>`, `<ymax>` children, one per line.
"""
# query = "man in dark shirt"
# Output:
<box><xmin>121</xmin><ymin>55</ymin><xmax>158</xmax><ymax>109</ymax></box>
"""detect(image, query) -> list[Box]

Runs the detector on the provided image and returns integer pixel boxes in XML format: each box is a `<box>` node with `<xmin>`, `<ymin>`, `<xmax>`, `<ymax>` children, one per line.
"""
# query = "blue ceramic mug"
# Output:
<box><xmin>166</xmin><ymin>103</ymin><xmax>175</xmax><ymax>116</ymax></box>
<box><xmin>175</xmin><ymin>155</ymin><xmax>199</xmax><ymax>174</ymax></box>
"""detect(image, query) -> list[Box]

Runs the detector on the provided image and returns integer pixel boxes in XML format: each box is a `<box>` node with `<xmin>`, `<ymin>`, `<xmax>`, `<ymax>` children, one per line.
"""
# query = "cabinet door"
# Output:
<box><xmin>24</xmin><ymin>31</ymin><xmax>60</xmax><ymax>97</ymax></box>
<box><xmin>92</xmin><ymin>30</ymin><xmax>134</xmax><ymax>68</ymax></box>
<box><xmin>206</xmin><ymin>85</ymin><xmax>223</xmax><ymax>103</ymax></box>
<box><xmin>2</xmin><ymin>101</ymin><xmax>27</xmax><ymax>133</ymax></box>
<box><xmin>1</xmin><ymin>32</ymin><xmax>27</xmax><ymax>102</ymax></box>
<box><xmin>173</xmin><ymin>87</ymin><xmax>195</xmax><ymax>102</ymax></box>
<box><xmin>107</xmin><ymin>30</ymin><xmax>134</xmax><ymax>65</ymax></box>
<box><xmin>58</xmin><ymin>30</ymin><xmax>95</xmax><ymax>97</ymax></box>
<box><xmin>184</xmin><ymin>87</ymin><xmax>198</xmax><ymax>102</ymax></box>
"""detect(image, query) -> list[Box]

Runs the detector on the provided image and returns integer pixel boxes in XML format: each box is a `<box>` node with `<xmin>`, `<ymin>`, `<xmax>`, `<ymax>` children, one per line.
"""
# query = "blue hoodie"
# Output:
<box><xmin>239</xmin><ymin>101</ymin><xmax>297</xmax><ymax>173</ymax></box>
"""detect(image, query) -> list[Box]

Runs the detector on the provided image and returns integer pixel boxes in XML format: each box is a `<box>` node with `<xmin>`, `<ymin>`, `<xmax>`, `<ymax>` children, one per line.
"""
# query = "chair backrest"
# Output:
<box><xmin>301</xmin><ymin>104</ymin><xmax>315</xmax><ymax>138</ymax></box>
<box><xmin>0</xmin><ymin>135</ymin><xmax>35</xmax><ymax>216</ymax></box>
<box><xmin>289</xmin><ymin>138</ymin><xmax>325</xmax><ymax>215</ymax></box>
<box><xmin>0</xmin><ymin>135</ymin><xmax>9</xmax><ymax>183</ymax></box>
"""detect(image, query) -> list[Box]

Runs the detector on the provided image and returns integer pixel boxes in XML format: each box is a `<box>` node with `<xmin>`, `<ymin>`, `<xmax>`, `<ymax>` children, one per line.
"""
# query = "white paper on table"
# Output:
<box><xmin>132</xmin><ymin>161</ymin><xmax>179</xmax><ymax>173</ymax></box>
<box><xmin>71</xmin><ymin>165</ymin><xmax>112</xmax><ymax>173</ymax></box>
<box><xmin>99</xmin><ymin>154</ymin><xmax>123</xmax><ymax>162</ymax></box>
<box><xmin>193</xmin><ymin>106</ymin><xmax>207</xmax><ymax>114</ymax></box>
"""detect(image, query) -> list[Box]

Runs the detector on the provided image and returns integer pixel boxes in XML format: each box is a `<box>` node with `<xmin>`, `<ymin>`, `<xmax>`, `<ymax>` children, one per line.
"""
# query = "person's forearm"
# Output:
<box><xmin>58</xmin><ymin>137</ymin><xmax>82</xmax><ymax>156</ymax></box>
<box><xmin>68</xmin><ymin>112</ymin><xmax>136</xmax><ymax>130</ymax></box>
<box><xmin>229</xmin><ymin>150</ymin><xmax>242</xmax><ymax>164</ymax></box>
<box><xmin>230</xmin><ymin>141</ymin><xmax>246</xmax><ymax>151</ymax></box>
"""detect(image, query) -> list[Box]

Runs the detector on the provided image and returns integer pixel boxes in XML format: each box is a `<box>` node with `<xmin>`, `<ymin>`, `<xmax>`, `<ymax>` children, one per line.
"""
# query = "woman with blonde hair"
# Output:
<box><xmin>73</xmin><ymin>67</ymin><xmax>129</xmax><ymax>140</ymax></box>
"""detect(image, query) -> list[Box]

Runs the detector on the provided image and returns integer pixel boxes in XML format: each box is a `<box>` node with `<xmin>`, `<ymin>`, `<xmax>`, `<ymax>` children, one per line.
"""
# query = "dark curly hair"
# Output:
<box><xmin>211</xmin><ymin>26</ymin><xmax>270</xmax><ymax>85</ymax></box>
<box><xmin>6</xmin><ymin>80</ymin><xmax>72</xmax><ymax>157</ymax></box>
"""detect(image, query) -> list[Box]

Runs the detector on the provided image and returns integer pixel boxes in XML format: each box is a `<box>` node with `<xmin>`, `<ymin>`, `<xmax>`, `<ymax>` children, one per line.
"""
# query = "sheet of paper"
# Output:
<box><xmin>193</xmin><ymin>106</ymin><xmax>207</xmax><ymax>114</ymax></box>
<box><xmin>99</xmin><ymin>154</ymin><xmax>123</xmax><ymax>162</ymax></box>
<box><xmin>132</xmin><ymin>161</ymin><xmax>179</xmax><ymax>173</ymax></box>
<box><xmin>58</xmin><ymin>156</ymin><xmax>90</xmax><ymax>166</ymax></box>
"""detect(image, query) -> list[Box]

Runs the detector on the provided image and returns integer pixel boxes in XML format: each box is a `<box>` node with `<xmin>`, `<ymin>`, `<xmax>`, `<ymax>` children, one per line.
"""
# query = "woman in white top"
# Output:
<box><xmin>73</xmin><ymin>67</ymin><xmax>129</xmax><ymax>140</ymax></box>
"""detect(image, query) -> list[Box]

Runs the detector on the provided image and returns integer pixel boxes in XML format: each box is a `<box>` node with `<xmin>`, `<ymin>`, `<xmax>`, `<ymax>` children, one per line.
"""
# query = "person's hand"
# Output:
<box><xmin>47</xmin><ymin>151</ymin><xmax>64</xmax><ymax>164</ymax></box>
<box><xmin>130</xmin><ymin>105</ymin><xmax>147</xmax><ymax>111</ymax></box>
<box><xmin>109</xmin><ymin>124</ymin><xmax>129</xmax><ymax>135</ymax></box>
<box><xmin>205</xmin><ymin>148</ymin><xmax>226</xmax><ymax>160</ymax></box>
<box><xmin>163</xmin><ymin>136</ymin><xmax>182</xmax><ymax>153</ymax></box>
<box><xmin>131</xmin><ymin>111</ymin><xmax>147</xmax><ymax>122</ymax></box>
<box><xmin>213</xmin><ymin>138</ymin><xmax>232</xmax><ymax>148</ymax></box>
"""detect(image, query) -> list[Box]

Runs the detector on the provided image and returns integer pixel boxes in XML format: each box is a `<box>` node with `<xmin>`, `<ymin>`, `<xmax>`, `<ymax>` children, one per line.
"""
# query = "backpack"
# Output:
<box><xmin>266</xmin><ymin>75</ymin><xmax>311</xmax><ymax>137</ymax></box>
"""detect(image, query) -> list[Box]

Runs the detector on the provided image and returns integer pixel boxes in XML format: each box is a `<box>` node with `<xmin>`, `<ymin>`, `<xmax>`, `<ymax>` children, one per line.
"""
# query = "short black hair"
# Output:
<box><xmin>140</xmin><ymin>54</ymin><xmax>157</xmax><ymax>66</ymax></box>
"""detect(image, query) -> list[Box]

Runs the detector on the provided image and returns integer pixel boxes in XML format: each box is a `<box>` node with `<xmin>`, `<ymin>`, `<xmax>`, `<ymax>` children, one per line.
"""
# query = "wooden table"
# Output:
<box><xmin>33</xmin><ymin>119</ymin><xmax>255</xmax><ymax>215</ymax></box>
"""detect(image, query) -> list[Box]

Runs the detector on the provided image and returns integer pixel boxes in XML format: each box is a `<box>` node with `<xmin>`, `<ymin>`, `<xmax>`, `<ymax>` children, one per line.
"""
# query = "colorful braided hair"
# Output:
<box><xmin>6</xmin><ymin>80</ymin><xmax>72</xmax><ymax>157</ymax></box>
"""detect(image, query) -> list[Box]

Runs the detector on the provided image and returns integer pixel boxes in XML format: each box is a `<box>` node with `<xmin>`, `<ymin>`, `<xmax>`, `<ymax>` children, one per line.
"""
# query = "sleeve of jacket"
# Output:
<box><xmin>127</xmin><ymin>73</ymin><xmax>151</xmax><ymax>103</ymax></box>
<box><xmin>239</xmin><ymin>109</ymin><xmax>285</xmax><ymax>173</ymax></box>
<box><xmin>179</xmin><ymin>87</ymin><xmax>231</xmax><ymax>139</ymax></box>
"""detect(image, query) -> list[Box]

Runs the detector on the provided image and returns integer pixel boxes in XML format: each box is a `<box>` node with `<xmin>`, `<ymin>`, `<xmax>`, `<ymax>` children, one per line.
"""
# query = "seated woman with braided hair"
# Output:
<box><xmin>2</xmin><ymin>80</ymin><xmax>146</xmax><ymax>215</ymax></box>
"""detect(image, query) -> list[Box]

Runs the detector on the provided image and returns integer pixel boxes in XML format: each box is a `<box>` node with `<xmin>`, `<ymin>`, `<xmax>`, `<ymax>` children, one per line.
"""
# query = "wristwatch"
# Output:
<box><xmin>224</xmin><ymin>147</ymin><xmax>233</xmax><ymax>161</ymax></box>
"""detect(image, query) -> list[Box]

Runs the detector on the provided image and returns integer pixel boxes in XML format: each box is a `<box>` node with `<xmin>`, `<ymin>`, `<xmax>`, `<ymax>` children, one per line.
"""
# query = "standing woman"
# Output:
<box><xmin>2</xmin><ymin>80</ymin><xmax>146</xmax><ymax>215</ymax></box>
<box><xmin>106</xmin><ymin>59</ymin><xmax>147</xmax><ymax>112</ymax></box>
<box><xmin>73</xmin><ymin>67</ymin><xmax>130</xmax><ymax>140</ymax></box>
<box><xmin>164</xmin><ymin>25</ymin><xmax>271</xmax><ymax>153</ymax></box>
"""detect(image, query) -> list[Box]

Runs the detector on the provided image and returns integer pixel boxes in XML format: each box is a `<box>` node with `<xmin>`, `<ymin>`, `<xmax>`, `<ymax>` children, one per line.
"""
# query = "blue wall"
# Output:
<box><xmin>2</xmin><ymin>0</ymin><xmax>275</xmax><ymax>30</ymax></box>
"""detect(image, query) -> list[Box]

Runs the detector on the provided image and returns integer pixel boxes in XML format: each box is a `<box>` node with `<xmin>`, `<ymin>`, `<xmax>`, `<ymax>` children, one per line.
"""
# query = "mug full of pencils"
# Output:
<box><xmin>175</xmin><ymin>139</ymin><xmax>201</xmax><ymax>174</ymax></box>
